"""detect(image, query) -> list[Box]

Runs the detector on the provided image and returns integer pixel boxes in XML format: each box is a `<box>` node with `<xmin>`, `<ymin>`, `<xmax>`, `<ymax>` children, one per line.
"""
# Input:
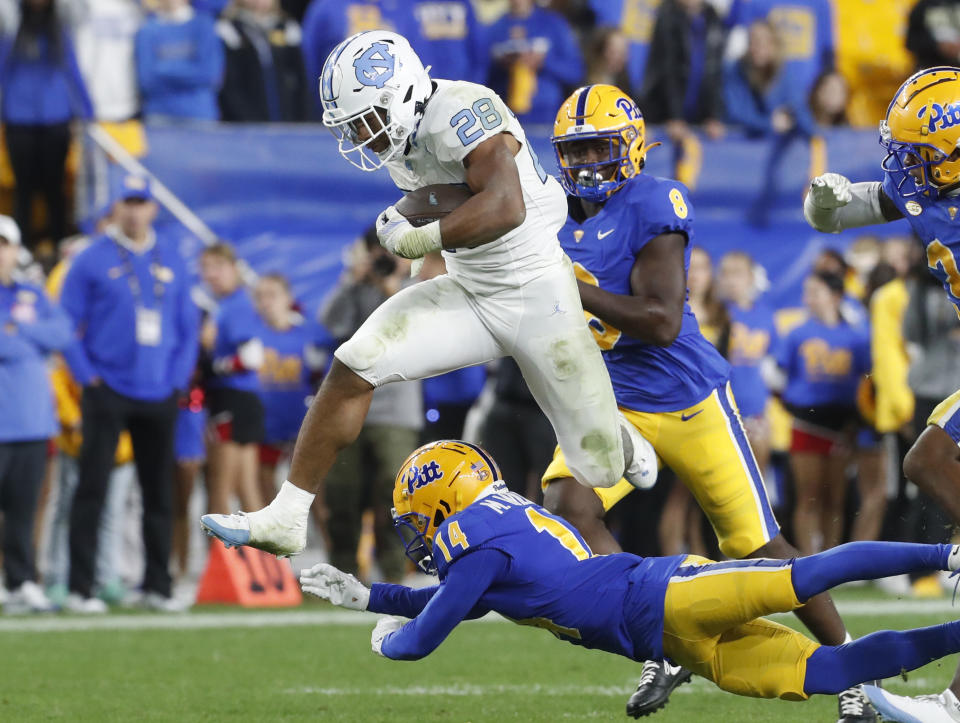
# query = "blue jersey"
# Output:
<box><xmin>368</xmin><ymin>488</ymin><xmax>685</xmax><ymax>662</ymax></box>
<box><xmin>209</xmin><ymin>288</ymin><xmax>261</xmax><ymax>393</ymax></box>
<box><xmin>726</xmin><ymin>301</ymin><xmax>776</xmax><ymax>418</ymax></box>
<box><xmin>882</xmin><ymin>171</ymin><xmax>960</xmax><ymax>316</ymax></box>
<box><xmin>775</xmin><ymin>316</ymin><xmax>871</xmax><ymax>408</ymax></box>
<box><xmin>257</xmin><ymin>318</ymin><xmax>317</xmax><ymax>444</ymax></box>
<box><xmin>558</xmin><ymin>174</ymin><xmax>730</xmax><ymax>412</ymax></box>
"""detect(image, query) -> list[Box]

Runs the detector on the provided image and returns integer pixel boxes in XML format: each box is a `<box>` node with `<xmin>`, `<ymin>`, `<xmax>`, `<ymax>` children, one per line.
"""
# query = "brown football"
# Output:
<box><xmin>395</xmin><ymin>184</ymin><xmax>474</xmax><ymax>227</ymax></box>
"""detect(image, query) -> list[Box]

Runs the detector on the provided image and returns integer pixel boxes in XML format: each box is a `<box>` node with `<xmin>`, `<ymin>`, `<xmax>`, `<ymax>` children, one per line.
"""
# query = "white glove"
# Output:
<box><xmin>371</xmin><ymin>615</ymin><xmax>405</xmax><ymax>657</ymax></box>
<box><xmin>376</xmin><ymin>205</ymin><xmax>442</xmax><ymax>260</ymax></box>
<box><xmin>808</xmin><ymin>173</ymin><xmax>852</xmax><ymax>209</ymax></box>
<box><xmin>299</xmin><ymin>563</ymin><xmax>370</xmax><ymax>610</ymax></box>
<box><xmin>237</xmin><ymin>338</ymin><xmax>265</xmax><ymax>370</ymax></box>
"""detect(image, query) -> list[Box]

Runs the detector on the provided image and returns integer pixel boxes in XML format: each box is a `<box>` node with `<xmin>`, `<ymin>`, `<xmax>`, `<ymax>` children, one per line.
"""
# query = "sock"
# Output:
<box><xmin>791</xmin><ymin>542</ymin><xmax>952</xmax><ymax>602</ymax></box>
<box><xmin>804</xmin><ymin>621</ymin><xmax>960</xmax><ymax>695</ymax></box>
<box><xmin>270</xmin><ymin>481</ymin><xmax>315</xmax><ymax>519</ymax></box>
<box><xmin>943</xmin><ymin>689</ymin><xmax>960</xmax><ymax>720</ymax></box>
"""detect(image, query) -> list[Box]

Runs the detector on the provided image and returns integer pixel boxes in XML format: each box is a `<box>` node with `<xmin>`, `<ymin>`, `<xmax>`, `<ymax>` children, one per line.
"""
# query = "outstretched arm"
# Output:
<box><xmin>803</xmin><ymin>174</ymin><xmax>903</xmax><ymax>233</ymax></box>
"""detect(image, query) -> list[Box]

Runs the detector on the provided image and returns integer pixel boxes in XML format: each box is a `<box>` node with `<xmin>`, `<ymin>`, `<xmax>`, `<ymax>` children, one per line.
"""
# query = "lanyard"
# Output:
<box><xmin>113</xmin><ymin>238</ymin><xmax>165</xmax><ymax>306</ymax></box>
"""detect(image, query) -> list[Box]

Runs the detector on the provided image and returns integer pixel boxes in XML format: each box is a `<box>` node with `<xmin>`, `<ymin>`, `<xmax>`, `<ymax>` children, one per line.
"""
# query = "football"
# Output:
<box><xmin>395</xmin><ymin>183</ymin><xmax>474</xmax><ymax>227</ymax></box>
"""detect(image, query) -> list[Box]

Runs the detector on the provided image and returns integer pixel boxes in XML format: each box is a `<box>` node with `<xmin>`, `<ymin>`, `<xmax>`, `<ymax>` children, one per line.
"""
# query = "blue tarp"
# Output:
<box><xmin>89</xmin><ymin>122</ymin><xmax>914</xmax><ymax>318</ymax></box>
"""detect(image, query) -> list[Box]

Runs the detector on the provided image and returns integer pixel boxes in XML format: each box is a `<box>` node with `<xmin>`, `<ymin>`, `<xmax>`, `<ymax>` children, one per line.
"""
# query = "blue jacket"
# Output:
<box><xmin>0</xmin><ymin>281</ymin><xmax>72</xmax><ymax>441</ymax></box>
<box><xmin>723</xmin><ymin>61</ymin><xmax>816</xmax><ymax>137</ymax></box>
<box><xmin>483</xmin><ymin>7</ymin><xmax>584</xmax><ymax>125</ymax></box>
<box><xmin>59</xmin><ymin>232</ymin><xmax>200</xmax><ymax>401</ymax></box>
<box><xmin>0</xmin><ymin>31</ymin><xmax>93</xmax><ymax>124</ymax></box>
<box><xmin>135</xmin><ymin>10</ymin><xmax>224</xmax><ymax>120</ymax></box>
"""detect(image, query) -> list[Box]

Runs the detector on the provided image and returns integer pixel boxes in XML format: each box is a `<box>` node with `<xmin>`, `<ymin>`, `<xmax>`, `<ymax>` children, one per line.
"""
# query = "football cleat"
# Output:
<box><xmin>626</xmin><ymin>660</ymin><xmax>692</xmax><ymax>718</ymax></box>
<box><xmin>619</xmin><ymin>413</ymin><xmax>658</xmax><ymax>491</ymax></box>
<box><xmin>864</xmin><ymin>685</ymin><xmax>960</xmax><ymax>723</ymax></box>
<box><xmin>200</xmin><ymin>508</ymin><xmax>307</xmax><ymax>558</ymax></box>
<box><xmin>837</xmin><ymin>685</ymin><xmax>878</xmax><ymax>723</ymax></box>
<box><xmin>63</xmin><ymin>593</ymin><xmax>108</xmax><ymax>614</ymax></box>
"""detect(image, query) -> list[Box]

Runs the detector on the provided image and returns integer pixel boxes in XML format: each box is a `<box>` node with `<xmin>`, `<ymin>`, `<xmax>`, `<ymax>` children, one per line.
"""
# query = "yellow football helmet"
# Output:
<box><xmin>551</xmin><ymin>84</ymin><xmax>657</xmax><ymax>203</ymax></box>
<box><xmin>882</xmin><ymin>66</ymin><xmax>960</xmax><ymax>198</ymax></box>
<box><xmin>392</xmin><ymin>440</ymin><xmax>503</xmax><ymax>574</ymax></box>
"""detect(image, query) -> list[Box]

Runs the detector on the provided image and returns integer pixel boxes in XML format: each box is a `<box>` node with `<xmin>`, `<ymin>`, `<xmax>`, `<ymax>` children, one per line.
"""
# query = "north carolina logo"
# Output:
<box><xmin>917</xmin><ymin>102</ymin><xmax>960</xmax><ymax>133</ymax></box>
<box><xmin>353</xmin><ymin>42</ymin><xmax>395</xmax><ymax>89</ymax></box>
<box><xmin>405</xmin><ymin>460</ymin><xmax>444</xmax><ymax>492</ymax></box>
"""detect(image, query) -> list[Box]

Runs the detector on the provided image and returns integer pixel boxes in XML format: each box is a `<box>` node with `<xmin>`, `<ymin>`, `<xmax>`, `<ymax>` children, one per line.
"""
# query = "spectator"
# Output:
<box><xmin>717</xmin><ymin>250</ymin><xmax>776</xmax><ymax>476</ymax></box>
<box><xmin>588</xmin><ymin>0</ymin><xmax>662</xmax><ymax>96</ymax></box>
<box><xmin>59</xmin><ymin>174</ymin><xmax>200</xmax><ymax>613</ymax></box>
<box><xmin>253</xmin><ymin>273</ymin><xmax>328</xmax><ymax>512</ymax></box>
<box><xmin>200</xmin><ymin>242</ymin><xmax>265</xmax><ymax>516</ymax></box>
<box><xmin>410</xmin><ymin>0</ymin><xmax>487</xmax><ymax>84</ymax></box>
<box><xmin>732</xmin><ymin>0</ymin><xmax>833</xmax><ymax>94</ymax></box>
<box><xmin>477</xmin><ymin>357</ymin><xmax>555</xmax><ymax>502</ymax></box>
<box><xmin>135</xmin><ymin>0</ymin><xmax>225</xmax><ymax>121</ymax></box>
<box><xmin>584</xmin><ymin>26</ymin><xmax>632</xmax><ymax>91</ymax></box>
<box><xmin>769</xmin><ymin>271</ymin><xmax>871</xmax><ymax>556</ymax></box>
<box><xmin>809</xmin><ymin>70</ymin><xmax>849</xmax><ymax>127</ymax></box>
<box><xmin>0</xmin><ymin>0</ymin><xmax>93</xmax><ymax>248</ymax></box>
<box><xmin>906</xmin><ymin>0</ymin><xmax>960</xmax><ymax>70</ymax></box>
<box><xmin>171</xmin><ymin>370</ymin><xmax>205</xmax><ymax>581</ymax></box>
<box><xmin>70</xmin><ymin>0</ymin><xmax>144</xmax><ymax>122</ymax></box>
<box><xmin>44</xmin><ymin>233</ymin><xmax>137</xmax><ymax>607</ymax></box>
<box><xmin>484</xmin><ymin>0</ymin><xmax>584</xmax><ymax>125</ymax></box>
<box><xmin>216</xmin><ymin>0</ymin><xmax>310</xmax><ymax>122</ymax></box>
<box><xmin>723</xmin><ymin>20</ymin><xmax>814</xmax><ymax>138</ymax></box>
<box><xmin>686</xmin><ymin>246</ymin><xmax>729</xmax><ymax>350</ymax></box>
<box><xmin>640</xmin><ymin>0</ymin><xmax>725</xmax><ymax>144</ymax></box>
<box><xmin>320</xmin><ymin>230</ymin><xmax>422</xmax><ymax>582</ymax></box>
<box><xmin>0</xmin><ymin>215</ymin><xmax>71</xmax><ymax>613</ymax></box>
<box><xmin>300</xmin><ymin>0</ymin><xmax>415</xmax><ymax>111</ymax></box>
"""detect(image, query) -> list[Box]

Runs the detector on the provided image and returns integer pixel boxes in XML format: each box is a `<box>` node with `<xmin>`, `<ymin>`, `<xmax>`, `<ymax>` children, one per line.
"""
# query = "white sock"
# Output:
<box><xmin>844</xmin><ymin>632</ymin><xmax>853</xmax><ymax>644</ymax></box>
<box><xmin>942</xmin><ymin>688</ymin><xmax>960</xmax><ymax>719</ymax></box>
<box><xmin>269</xmin><ymin>481</ymin><xmax>315</xmax><ymax>519</ymax></box>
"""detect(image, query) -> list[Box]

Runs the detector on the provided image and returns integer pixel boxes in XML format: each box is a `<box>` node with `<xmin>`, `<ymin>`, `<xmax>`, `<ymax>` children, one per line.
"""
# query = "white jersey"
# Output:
<box><xmin>386</xmin><ymin>79</ymin><xmax>567</xmax><ymax>294</ymax></box>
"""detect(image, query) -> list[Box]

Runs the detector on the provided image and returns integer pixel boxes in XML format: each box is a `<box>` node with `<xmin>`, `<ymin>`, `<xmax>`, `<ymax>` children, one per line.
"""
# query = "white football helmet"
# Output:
<box><xmin>319</xmin><ymin>31</ymin><xmax>432</xmax><ymax>171</ymax></box>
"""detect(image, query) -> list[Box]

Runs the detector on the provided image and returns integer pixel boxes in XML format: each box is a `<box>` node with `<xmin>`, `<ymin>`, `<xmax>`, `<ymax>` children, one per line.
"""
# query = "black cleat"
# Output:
<box><xmin>626</xmin><ymin>661</ymin><xmax>693</xmax><ymax>718</ymax></box>
<box><xmin>837</xmin><ymin>685</ymin><xmax>878</xmax><ymax>723</ymax></box>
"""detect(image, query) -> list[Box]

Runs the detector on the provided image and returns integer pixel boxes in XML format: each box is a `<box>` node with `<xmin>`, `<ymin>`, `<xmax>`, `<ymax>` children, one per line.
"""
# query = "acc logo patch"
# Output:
<box><xmin>405</xmin><ymin>460</ymin><xmax>444</xmax><ymax>492</ymax></box>
<box><xmin>470</xmin><ymin>462</ymin><xmax>490</xmax><ymax>481</ymax></box>
<box><xmin>906</xmin><ymin>200</ymin><xmax>923</xmax><ymax>216</ymax></box>
<box><xmin>950</xmin><ymin>207</ymin><xmax>958</xmax><ymax>221</ymax></box>
<box><xmin>573</xmin><ymin>229</ymin><xmax>584</xmax><ymax>243</ymax></box>
<box><xmin>353</xmin><ymin>42</ymin><xmax>395</xmax><ymax>89</ymax></box>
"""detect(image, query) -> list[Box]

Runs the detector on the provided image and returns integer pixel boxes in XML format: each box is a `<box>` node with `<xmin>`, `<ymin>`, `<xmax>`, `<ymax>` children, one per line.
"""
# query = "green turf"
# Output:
<box><xmin>0</xmin><ymin>593</ymin><xmax>956</xmax><ymax>721</ymax></box>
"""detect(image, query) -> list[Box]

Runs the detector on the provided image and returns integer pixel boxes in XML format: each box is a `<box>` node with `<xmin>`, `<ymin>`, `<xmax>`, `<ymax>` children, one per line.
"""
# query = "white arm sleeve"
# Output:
<box><xmin>803</xmin><ymin>181</ymin><xmax>888</xmax><ymax>234</ymax></box>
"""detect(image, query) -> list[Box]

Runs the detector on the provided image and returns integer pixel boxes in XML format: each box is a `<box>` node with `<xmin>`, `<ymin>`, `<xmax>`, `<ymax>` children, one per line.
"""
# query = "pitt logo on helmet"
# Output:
<box><xmin>551</xmin><ymin>84</ymin><xmax>658</xmax><ymax>203</ymax></box>
<box><xmin>391</xmin><ymin>440</ymin><xmax>501</xmax><ymax>574</ymax></box>
<box><xmin>882</xmin><ymin>66</ymin><xmax>960</xmax><ymax>198</ymax></box>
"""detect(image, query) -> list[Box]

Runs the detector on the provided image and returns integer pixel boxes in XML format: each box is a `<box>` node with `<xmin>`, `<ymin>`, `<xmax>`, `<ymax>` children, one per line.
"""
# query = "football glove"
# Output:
<box><xmin>376</xmin><ymin>205</ymin><xmax>442</xmax><ymax>260</ymax></box>
<box><xmin>299</xmin><ymin>563</ymin><xmax>370</xmax><ymax>610</ymax></box>
<box><xmin>212</xmin><ymin>337</ymin><xmax>265</xmax><ymax>375</ymax></box>
<box><xmin>371</xmin><ymin>615</ymin><xmax>405</xmax><ymax>657</ymax></box>
<box><xmin>808</xmin><ymin>173</ymin><xmax>852</xmax><ymax>209</ymax></box>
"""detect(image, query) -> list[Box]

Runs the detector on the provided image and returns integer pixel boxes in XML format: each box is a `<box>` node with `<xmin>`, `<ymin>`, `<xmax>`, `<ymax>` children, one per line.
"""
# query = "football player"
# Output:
<box><xmin>200</xmin><ymin>33</ymin><xmax>656</xmax><ymax>562</ymax></box>
<box><xmin>543</xmin><ymin>84</ymin><xmax>870</xmax><ymax>721</ymax></box>
<box><xmin>301</xmin><ymin>440</ymin><xmax>960</xmax><ymax>715</ymax></box>
<box><xmin>803</xmin><ymin>66</ymin><xmax>960</xmax><ymax>723</ymax></box>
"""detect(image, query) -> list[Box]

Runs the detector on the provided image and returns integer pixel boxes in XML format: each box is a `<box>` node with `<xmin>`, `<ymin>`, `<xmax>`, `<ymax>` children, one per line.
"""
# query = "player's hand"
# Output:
<box><xmin>371</xmin><ymin>615</ymin><xmax>405</xmax><ymax>657</ymax></box>
<box><xmin>376</xmin><ymin>205</ymin><xmax>442</xmax><ymax>260</ymax></box>
<box><xmin>299</xmin><ymin>563</ymin><xmax>370</xmax><ymax>610</ymax></box>
<box><xmin>808</xmin><ymin>173</ymin><xmax>852</xmax><ymax>209</ymax></box>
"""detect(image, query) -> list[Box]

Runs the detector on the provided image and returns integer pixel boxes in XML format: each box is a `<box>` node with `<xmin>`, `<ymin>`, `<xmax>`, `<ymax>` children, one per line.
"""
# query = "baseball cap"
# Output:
<box><xmin>0</xmin><ymin>215</ymin><xmax>21</xmax><ymax>246</ymax></box>
<box><xmin>114</xmin><ymin>173</ymin><xmax>155</xmax><ymax>203</ymax></box>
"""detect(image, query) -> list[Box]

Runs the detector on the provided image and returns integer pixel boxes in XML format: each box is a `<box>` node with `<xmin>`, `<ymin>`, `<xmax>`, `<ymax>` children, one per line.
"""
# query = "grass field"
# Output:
<box><xmin>1</xmin><ymin>589</ymin><xmax>957</xmax><ymax>722</ymax></box>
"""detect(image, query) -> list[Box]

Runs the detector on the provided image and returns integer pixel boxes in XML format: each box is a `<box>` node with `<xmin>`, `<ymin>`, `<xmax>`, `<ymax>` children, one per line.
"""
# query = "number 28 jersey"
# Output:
<box><xmin>386</xmin><ymin>79</ymin><xmax>567</xmax><ymax>294</ymax></box>
<box><xmin>883</xmin><ymin>171</ymin><xmax>960</xmax><ymax>315</ymax></box>
<box><xmin>558</xmin><ymin>174</ymin><xmax>730</xmax><ymax>412</ymax></box>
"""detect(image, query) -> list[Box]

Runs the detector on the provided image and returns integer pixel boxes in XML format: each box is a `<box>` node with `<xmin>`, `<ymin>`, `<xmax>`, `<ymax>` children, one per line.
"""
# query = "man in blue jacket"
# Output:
<box><xmin>60</xmin><ymin>174</ymin><xmax>200</xmax><ymax>613</ymax></box>
<box><xmin>0</xmin><ymin>215</ymin><xmax>72</xmax><ymax>613</ymax></box>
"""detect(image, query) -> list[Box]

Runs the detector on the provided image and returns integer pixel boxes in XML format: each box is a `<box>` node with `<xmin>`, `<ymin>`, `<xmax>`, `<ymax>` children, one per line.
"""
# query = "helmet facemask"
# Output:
<box><xmin>880</xmin><ymin>120</ymin><xmax>956</xmax><ymax>198</ymax></box>
<box><xmin>325</xmin><ymin>102</ymin><xmax>406</xmax><ymax>172</ymax></box>
<box><xmin>554</xmin><ymin>127</ymin><xmax>640</xmax><ymax>203</ymax></box>
<box><xmin>392</xmin><ymin>507</ymin><xmax>437</xmax><ymax>574</ymax></box>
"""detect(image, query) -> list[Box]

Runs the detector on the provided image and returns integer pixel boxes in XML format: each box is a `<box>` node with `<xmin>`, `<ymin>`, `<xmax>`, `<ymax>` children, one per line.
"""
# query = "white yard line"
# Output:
<box><xmin>0</xmin><ymin>598</ymin><xmax>954</xmax><ymax>634</ymax></box>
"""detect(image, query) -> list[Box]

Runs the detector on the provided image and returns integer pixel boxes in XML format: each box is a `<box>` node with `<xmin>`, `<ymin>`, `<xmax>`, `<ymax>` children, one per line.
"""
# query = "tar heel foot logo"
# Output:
<box><xmin>406</xmin><ymin>460</ymin><xmax>445</xmax><ymax>492</ymax></box>
<box><xmin>354</xmin><ymin>42</ymin><xmax>396</xmax><ymax>89</ymax></box>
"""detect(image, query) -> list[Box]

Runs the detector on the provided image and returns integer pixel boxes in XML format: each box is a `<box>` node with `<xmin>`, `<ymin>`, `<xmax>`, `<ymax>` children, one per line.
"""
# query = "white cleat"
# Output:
<box><xmin>948</xmin><ymin>544</ymin><xmax>960</xmax><ymax>572</ymax></box>
<box><xmin>63</xmin><ymin>593</ymin><xmax>108</xmax><ymax>615</ymax></box>
<box><xmin>863</xmin><ymin>686</ymin><xmax>960</xmax><ymax>723</ymax></box>
<box><xmin>4</xmin><ymin>581</ymin><xmax>56</xmax><ymax>614</ymax></box>
<box><xmin>200</xmin><ymin>507</ymin><xmax>307</xmax><ymax>558</ymax></box>
<box><xmin>619</xmin><ymin>412</ymin><xmax>658</xmax><ymax>490</ymax></box>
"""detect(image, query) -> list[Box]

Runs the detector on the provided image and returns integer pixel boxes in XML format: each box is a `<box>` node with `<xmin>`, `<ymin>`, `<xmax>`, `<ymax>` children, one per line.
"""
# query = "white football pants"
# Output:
<box><xmin>335</xmin><ymin>255</ymin><xmax>625</xmax><ymax>489</ymax></box>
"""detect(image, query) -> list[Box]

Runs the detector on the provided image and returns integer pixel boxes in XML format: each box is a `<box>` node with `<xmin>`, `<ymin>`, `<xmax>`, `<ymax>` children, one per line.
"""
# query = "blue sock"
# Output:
<box><xmin>804</xmin><ymin>622</ymin><xmax>960</xmax><ymax>695</ymax></box>
<box><xmin>791</xmin><ymin>542</ymin><xmax>950</xmax><ymax>602</ymax></box>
